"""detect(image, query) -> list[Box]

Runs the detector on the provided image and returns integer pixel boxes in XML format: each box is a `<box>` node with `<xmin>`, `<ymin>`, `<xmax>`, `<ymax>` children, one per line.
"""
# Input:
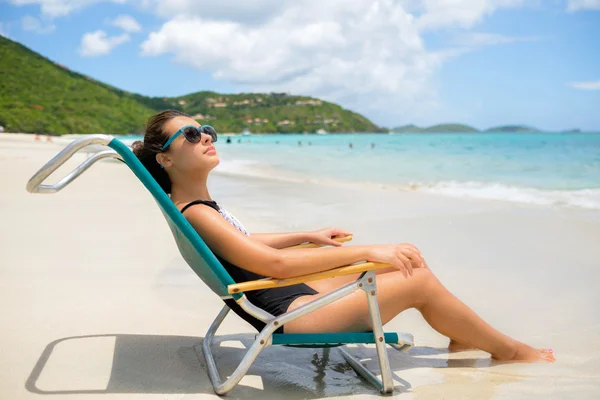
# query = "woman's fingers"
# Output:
<box><xmin>401</xmin><ymin>249</ymin><xmax>425</xmax><ymax>268</ymax></box>
<box><xmin>396</xmin><ymin>253</ymin><xmax>413</xmax><ymax>277</ymax></box>
<box><xmin>399</xmin><ymin>243</ymin><xmax>425</xmax><ymax>268</ymax></box>
<box><xmin>390</xmin><ymin>247</ymin><xmax>409</xmax><ymax>277</ymax></box>
<box><xmin>395</xmin><ymin>262</ymin><xmax>408</xmax><ymax>278</ymax></box>
<box><xmin>401</xmin><ymin>243</ymin><xmax>422</xmax><ymax>257</ymax></box>
<box><xmin>333</xmin><ymin>229</ymin><xmax>352</xmax><ymax>238</ymax></box>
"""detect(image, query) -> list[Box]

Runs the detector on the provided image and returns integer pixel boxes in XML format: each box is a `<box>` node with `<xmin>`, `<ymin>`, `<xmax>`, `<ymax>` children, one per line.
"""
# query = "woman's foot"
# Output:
<box><xmin>493</xmin><ymin>342</ymin><xmax>555</xmax><ymax>363</ymax></box>
<box><xmin>448</xmin><ymin>339</ymin><xmax>477</xmax><ymax>352</ymax></box>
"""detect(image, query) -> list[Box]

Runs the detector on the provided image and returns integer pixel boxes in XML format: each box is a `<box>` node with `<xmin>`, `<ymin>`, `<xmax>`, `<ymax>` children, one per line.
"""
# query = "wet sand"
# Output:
<box><xmin>1</xmin><ymin>133</ymin><xmax>599</xmax><ymax>399</ymax></box>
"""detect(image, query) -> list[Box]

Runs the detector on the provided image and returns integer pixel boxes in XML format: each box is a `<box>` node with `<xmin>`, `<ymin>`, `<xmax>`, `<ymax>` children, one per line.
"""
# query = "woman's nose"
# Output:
<box><xmin>201</xmin><ymin>133</ymin><xmax>213</xmax><ymax>144</ymax></box>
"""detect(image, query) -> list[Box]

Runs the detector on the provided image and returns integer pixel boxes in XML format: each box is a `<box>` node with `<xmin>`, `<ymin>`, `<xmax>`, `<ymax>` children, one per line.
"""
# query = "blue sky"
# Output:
<box><xmin>1</xmin><ymin>0</ymin><xmax>599</xmax><ymax>131</ymax></box>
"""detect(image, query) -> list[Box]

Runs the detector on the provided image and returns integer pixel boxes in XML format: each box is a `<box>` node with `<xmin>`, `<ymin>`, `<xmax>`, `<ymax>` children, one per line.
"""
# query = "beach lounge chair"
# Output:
<box><xmin>26</xmin><ymin>134</ymin><xmax>414</xmax><ymax>395</ymax></box>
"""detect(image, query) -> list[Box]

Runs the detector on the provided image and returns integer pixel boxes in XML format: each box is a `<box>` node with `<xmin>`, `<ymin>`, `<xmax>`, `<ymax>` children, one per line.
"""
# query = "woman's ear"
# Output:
<box><xmin>156</xmin><ymin>152</ymin><xmax>172</xmax><ymax>169</ymax></box>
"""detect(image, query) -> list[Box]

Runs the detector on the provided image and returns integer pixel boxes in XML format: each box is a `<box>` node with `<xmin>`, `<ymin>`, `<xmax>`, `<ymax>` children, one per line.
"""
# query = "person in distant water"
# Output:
<box><xmin>131</xmin><ymin>109</ymin><xmax>555</xmax><ymax>363</ymax></box>
<box><xmin>298</xmin><ymin>141</ymin><xmax>302</xmax><ymax>146</ymax></box>
<box><xmin>308</xmin><ymin>142</ymin><xmax>312</xmax><ymax>146</ymax></box>
<box><xmin>349</xmin><ymin>142</ymin><xmax>353</xmax><ymax>149</ymax></box>
<box><xmin>371</xmin><ymin>143</ymin><xmax>375</xmax><ymax>149</ymax></box>
<box><xmin>237</xmin><ymin>139</ymin><xmax>241</xmax><ymax>143</ymax></box>
<box><xmin>226</xmin><ymin>137</ymin><xmax>232</xmax><ymax>144</ymax></box>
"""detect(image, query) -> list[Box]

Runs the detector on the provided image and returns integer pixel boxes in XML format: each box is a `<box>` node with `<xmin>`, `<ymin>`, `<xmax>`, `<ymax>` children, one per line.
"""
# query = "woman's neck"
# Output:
<box><xmin>170</xmin><ymin>179</ymin><xmax>212</xmax><ymax>205</ymax></box>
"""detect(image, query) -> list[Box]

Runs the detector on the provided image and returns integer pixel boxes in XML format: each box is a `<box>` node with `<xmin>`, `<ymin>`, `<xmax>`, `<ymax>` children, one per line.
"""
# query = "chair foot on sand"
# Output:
<box><xmin>201</xmin><ymin>302</ymin><xmax>414</xmax><ymax>395</ymax></box>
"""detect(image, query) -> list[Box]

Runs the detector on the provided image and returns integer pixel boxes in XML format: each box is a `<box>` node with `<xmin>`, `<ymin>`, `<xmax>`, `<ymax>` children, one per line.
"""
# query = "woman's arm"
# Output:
<box><xmin>184</xmin><ymin>205</ymin><xmax>372</xmax><ymax>279</ymax></box>
<box><xmin>250</xmin><ymin>232</ymin><xmax>311</xmax><ymax>249</ymax></box>
<box><xmin>252</xmin><ymin>227</ymin><xmax>353</xmax><ymax>249</ymax></box>
<box><xmin>275</xmin><ymin>246</ymin><xmax>374</xmax><ymax>278</ymax></box>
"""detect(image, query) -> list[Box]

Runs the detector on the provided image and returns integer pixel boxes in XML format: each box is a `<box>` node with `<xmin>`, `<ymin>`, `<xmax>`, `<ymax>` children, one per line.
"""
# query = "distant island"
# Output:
<box><xmin>391</xmin><ymin>124</ymin><xmax>583</xmax><ymax>133</ymax></box>
<box><xmin>485</xmin><ymin>125</ymin><xmax>539</xmax><ymax>133</ymax></box>
<box><xmin>391</xmin><ymin>124</ymin><xmax>478</xmax><ymax>133</ymax></box>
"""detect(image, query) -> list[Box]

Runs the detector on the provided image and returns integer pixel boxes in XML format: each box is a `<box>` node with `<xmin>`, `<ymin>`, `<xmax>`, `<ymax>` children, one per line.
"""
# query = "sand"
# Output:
<box><xmin>1</xmin><ymin>133</ymin><xmax>599</xmax><ymax>399</ymax></box>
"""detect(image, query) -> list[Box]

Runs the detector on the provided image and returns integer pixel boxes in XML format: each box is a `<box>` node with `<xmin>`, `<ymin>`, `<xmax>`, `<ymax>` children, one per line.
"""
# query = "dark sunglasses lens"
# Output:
<box><xmin>183</xmin><ymin>127</ymin><xmax>202</xmax><ymax>143</ymax></box>
<box><xmin>202</xmin><ymin>126</ymin><xmax>218</xmax><ymax>142</ymax></box>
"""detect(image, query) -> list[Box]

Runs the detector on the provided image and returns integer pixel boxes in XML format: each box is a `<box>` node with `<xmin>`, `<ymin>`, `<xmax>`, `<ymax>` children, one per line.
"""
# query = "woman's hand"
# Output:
<box><xmin>366</xmin><ymin>243</ymin><xmax>425</xmax><ymax>278</ymax></box>
<box><xmin>306</xmin><ymin>227</ymin><xmax>353</xmax><ymax>247</ymax></box>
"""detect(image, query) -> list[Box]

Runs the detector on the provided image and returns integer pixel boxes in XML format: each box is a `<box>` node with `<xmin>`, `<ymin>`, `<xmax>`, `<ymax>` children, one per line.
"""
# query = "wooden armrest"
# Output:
<box><xmin>228</xmin><ymin>260</ymin><xmax>392</xmax><ymax>294</ymax></box>
<box><xmin>286</xmin><ymin>234</ymin><xmax>353</xmax><ymax>249</ymax></box>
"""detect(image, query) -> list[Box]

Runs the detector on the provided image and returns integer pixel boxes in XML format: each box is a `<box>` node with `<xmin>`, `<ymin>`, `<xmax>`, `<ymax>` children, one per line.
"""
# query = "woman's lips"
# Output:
<box><xmin>204</xmin><ymin>146</ymin><xmax>216</xmax><ymax>154</ymax></box>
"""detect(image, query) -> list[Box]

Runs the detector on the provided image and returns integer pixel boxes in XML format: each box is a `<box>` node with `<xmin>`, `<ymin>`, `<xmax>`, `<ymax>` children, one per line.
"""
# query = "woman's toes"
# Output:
<box><xmin>539</xmin><ymin>349</ymin><xmax>556</xmax><ymax>361</ymax></box>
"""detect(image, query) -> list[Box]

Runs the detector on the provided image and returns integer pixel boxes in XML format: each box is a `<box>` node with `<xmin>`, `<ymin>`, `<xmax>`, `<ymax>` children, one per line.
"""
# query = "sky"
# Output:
<box><xmin>1</xmin><ymin>0</ymin><xmax>599</xmax><ymax>131</ymax></box>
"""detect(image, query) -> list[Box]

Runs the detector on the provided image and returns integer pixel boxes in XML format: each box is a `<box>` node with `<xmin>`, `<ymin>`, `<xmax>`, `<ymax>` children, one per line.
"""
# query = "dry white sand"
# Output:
<box><xmin>1</xmin><ymin>133</ymin><xmax>599</xmax><ymax>399</ymax></box>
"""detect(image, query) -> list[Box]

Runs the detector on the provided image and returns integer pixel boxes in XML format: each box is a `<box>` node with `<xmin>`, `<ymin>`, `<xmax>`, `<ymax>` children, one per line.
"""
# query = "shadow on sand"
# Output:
<box><xmin>26</xmin><ymin>333</ymin><xmax>486</xmax><ymax>399</ymax></box>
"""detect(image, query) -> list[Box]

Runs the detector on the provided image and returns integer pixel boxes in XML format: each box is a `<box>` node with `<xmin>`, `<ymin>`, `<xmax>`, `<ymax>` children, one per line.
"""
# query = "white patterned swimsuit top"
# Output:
<box><xmin>216</xmin><ymin>204</ymin><xmax>250</xmax><ymax>236</ymax></box>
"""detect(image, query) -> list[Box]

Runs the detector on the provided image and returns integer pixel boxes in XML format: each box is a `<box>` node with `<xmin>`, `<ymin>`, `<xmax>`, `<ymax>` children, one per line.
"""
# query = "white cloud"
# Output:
<box><xmin>137</xmin><ymin>0</ymin><xmax>288</xmax><ymax>24</ymax></box>
<box><xmin>80</xmin><ymin>30</ymin><xmax>130</xmax><ymax>56</ymax></box>
<box><xmin>453</xmin><ymin>32</ymin><xmax>540</xmax><ymax>46</ymax></box>
<box><xmin>140</xmin><ymin>0</ymin><xmax>454</xmax><ymax>124</ymax></box>
<box><xmin>108</xmin><ymin>14</ymin><xmax>141</xmax><ymax>32</ymax></box>
<box><xmin>139</xmin><ymin>0</ymin><xmax>538</xmax><ymax>125</ymax></box>
<box><xmin>8</xmin><ymin>0</ymin><xmax>127</xmax><ymax>18</ymax></box>
<box><xmin>21</xmin><ymin>15</ymin><xmax>56</xmax><ymax>34</ymax></box>
<box><xmin>569</xmin><ymin>81</ymin><xmax>600</xmax><ymax>90</ymax></box>
<box><xmin>138</xmin><ymin>0</ymin><xmax>531</xmax><ymax>30</ymax></box>
<box><xmin>415</xmin><ymin>0</ymin><xmax>529</xmax><ymax>31</ymax></box>
<box><xmin>567</xmin><ymin>0</ymin><xmax>600</xmax><ymax>11</ymax></box>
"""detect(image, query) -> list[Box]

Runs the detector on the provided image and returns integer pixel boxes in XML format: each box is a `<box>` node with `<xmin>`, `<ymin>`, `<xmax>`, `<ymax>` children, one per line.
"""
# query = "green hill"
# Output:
<box><xmin>0</xmin><ymin>35</ymin><xmax>156</xmax><ymax>135</ymax></box>
<box><xmin>173</xmin><ymin>91</ymin><xmax>382</xmax><ymax>133</ymax></box>
<box><xmin>0</xmin><ymin>35</ymin><xmax>379</xmax><ymax>135</ymax></box>
<box><xmin>392</xmin><ymin>123</ymin><xmax>479</xmax><ymax>133</ymax></box>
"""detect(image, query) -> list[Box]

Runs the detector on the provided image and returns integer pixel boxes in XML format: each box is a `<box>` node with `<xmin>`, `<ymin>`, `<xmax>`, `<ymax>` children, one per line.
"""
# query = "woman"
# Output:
<box><xmin>132</xmin><ymin>110</ymin><xmax>554</xmax><ymax>363</ymax></box>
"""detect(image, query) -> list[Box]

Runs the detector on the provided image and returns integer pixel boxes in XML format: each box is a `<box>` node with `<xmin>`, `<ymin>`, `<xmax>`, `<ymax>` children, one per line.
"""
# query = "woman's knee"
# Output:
<box><xmin>409</xmin><ymin>267</ymin><xmax>439</xmax><ymax>308</ymax></box>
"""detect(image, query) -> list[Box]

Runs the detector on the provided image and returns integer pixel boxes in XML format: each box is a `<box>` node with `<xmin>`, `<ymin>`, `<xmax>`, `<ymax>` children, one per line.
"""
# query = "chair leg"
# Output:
<box><xmin>339</xmin><ymin>271</ymin><xmax>395</xmax><ymax>394</ymax></box>
<box><xmin>338</xmin><ymin>346</ymin><xmax>388</xmax><ymax>392</ymax></box>
<box><xmin>363</xmin><ymin>270</ymin><xmax>394</xmax><ymax>394</ymax></box>
<box><xmin>201</xmin><ymin>305</ymin><xmax>273</xmax><ymax>395</ymax></box>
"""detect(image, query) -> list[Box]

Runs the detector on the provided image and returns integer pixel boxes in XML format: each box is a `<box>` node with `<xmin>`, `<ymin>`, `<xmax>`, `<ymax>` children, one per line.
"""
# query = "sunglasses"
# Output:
<box><xmin>161</xmin><ymin>125</ymin><xmax>218</xmax><ymax>151</ymax></box>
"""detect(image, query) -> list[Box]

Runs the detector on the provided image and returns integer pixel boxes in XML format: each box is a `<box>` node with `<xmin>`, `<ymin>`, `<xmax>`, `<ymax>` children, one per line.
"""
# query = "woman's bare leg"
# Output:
<box><xmin>306</xmin><ymin>258</ymin><xmax>485</xmax><ymax>353</ymax></box>
<box><xmin>286</xmin><ymin>268</ymin><xmax>554</xmax><ymax>362</ymax></box>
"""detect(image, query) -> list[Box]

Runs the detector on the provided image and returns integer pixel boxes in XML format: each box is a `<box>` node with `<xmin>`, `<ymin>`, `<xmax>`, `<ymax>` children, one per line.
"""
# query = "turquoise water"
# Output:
<box><xmin>123</xmin><ymin>133</ymin><xmax>600</xmax><ymax>209</ymax></box>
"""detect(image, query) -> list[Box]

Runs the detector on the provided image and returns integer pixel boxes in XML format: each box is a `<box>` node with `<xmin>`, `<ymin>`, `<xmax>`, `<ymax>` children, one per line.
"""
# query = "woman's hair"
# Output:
<box><xmin>132</xmin><ymin>109</ymin><xmax>188</xmax><ymax>194</ymax></box>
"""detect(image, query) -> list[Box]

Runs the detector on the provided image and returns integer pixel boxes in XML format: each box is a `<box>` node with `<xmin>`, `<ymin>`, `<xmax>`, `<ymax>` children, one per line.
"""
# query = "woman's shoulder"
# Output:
<box><xmin>179</xmin><ymin>199</ymin><xmax>220</xmax><ymax>214</ymax></box>
<box><xmin>175</xmin><ymin>199</ymin><xmax>250</xmax><ymax>236</ymax></box>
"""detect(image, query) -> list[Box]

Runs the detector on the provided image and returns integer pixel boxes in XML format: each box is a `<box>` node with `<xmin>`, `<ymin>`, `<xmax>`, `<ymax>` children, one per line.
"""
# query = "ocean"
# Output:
<box><xmin>123</xmin><ymin>132</ymin><xmax>600</xmax><ymax>210</ymax></box>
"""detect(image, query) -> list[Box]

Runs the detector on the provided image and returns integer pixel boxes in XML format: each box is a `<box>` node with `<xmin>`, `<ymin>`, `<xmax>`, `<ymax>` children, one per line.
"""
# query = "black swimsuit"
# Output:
<box><xmin>180</xmin><ymin>200</ymin><xmax>318</xmax><ymax>333</ymax></box>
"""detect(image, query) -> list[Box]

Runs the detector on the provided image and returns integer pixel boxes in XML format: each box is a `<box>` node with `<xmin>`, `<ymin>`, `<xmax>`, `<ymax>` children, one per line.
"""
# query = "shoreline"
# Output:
<box><xmin>4</xmin><ymin>131</ymin><xmax>600</xmax><ymax>211</ymax></box>
<box><xmin>212</xmin><ymin>162</ymin><xmax>600</xmax><ymax>211</ymax></box>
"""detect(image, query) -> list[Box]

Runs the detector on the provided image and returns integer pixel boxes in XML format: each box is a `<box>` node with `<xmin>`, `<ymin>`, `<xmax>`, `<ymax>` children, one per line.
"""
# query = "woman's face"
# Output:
<box><xmin>158</xmin><ymin>116</ymin><xmax>220</xmax><ymax>174</ymax></box>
